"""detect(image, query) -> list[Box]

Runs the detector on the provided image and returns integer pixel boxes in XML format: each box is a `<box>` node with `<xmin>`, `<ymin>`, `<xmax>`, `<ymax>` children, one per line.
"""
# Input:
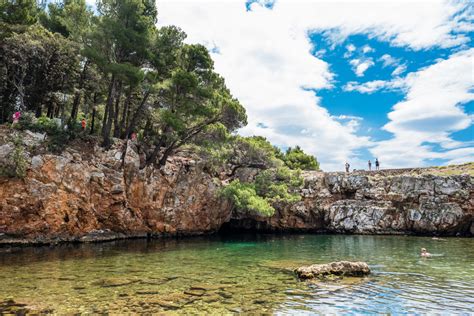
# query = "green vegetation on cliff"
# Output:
<box><xmin>1</xmin><ymin>0</ymin><xmax>247</xmax><ymax>167</ymax></box>
<box><xmin>0</xmin><ymin>0</ymin><xmax>319</xmax><ymax>216</ymax></box>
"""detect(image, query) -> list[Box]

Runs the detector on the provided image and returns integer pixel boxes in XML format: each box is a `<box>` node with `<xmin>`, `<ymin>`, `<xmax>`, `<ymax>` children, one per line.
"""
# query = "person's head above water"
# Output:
<box><xmin>421</xmin><ymin>248</ymin><xmax>431</xmax><ymax>257</ymax></box>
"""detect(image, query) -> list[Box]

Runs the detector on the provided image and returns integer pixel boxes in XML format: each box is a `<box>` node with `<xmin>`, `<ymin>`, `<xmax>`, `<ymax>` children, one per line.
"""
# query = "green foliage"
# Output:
<box><xmin>282</xmin><ymin>146</ymin><xmax>320</xmax><ymax>170</ymax></box>
<box><xmin>220</xmin><ymin>166</ymin><xmax>304</xmax><ymax>217</ymax></box>
<box><xmin>220</xmin><ymin>180</ymin><xmax>275</xmax><ymax>216</ymax></box>
<box><xmin>228</xmin><ymin>136</ymin><xmax>282</xmax><ymax>170</ymax></box>
<box><xmin>11</xmin><ymin>135</ymin><xmax>27</xmax><ymax>178</ymax></box>
<box><xmin>254</xmin><ymin>166</ymin><xmax>303</xmax><ymax>203</ymax></box>
<box><xmin>0</xmin><ymin>134</ymin><xmax>27</xmax><ymax>179</ymax></box>
<box><xmin>17</xmin><ymin>114</ymin><xmax>78</xmax><ymax>153</ymax></box>
<box><xmin>0</xmin><ymin>0</ymin><xmax>39</xmax><ymax>26</ymax></box>
<box><xmin>0</xmin><ymin>23</ymin><xmax>79</xmax><ymax>119</ymax></box>
<box><xmin>36</xmin><ymin>116</ymin><xmax>61</xmax><ymax>134</ymax></box>
<box><xmin>0</xmin><ymin>0</ymin><xmax>318</xmax><ymax>182</ymax></box>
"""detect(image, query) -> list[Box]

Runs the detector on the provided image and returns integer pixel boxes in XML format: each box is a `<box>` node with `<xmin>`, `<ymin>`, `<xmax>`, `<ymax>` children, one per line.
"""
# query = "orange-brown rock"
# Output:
<box><xmin>0</xmin><ymin>130</ymin><xmax>231</xmax><ymax>244</ymax></box>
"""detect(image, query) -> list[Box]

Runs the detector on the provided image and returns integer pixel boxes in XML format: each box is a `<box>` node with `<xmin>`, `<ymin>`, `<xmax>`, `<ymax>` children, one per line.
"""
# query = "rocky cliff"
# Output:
<box><xmin>227</xmin><ymin>167</ymin><xmax>473</xmax><ymax>236</ymax></box>
<box><xmin>0</xmin><ymin>129</ymin><xmax>231</xmax><ymax>244</ymax></box>
<box><xmin>0</xmin><ymin>129</ymin><xmax>472</xmax><ymax>244</ymax></box>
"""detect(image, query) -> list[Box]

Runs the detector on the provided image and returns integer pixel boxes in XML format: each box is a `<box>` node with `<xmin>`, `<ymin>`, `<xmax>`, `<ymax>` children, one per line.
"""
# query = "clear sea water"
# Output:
<box><xmin>0</xmin><ymin>234</ymin><xmax>473</xmax><ymax>314</ymax></box>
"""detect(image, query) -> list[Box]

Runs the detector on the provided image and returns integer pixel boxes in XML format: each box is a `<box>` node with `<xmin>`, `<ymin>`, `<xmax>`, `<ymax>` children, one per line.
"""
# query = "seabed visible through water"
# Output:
<box><xmin>0</xmin><ymin>234</ymin><xmax>473</xmax><ymax>314</ymax></box>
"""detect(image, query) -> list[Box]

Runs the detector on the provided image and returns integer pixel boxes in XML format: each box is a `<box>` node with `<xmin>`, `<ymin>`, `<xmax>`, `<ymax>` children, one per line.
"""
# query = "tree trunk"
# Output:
<box><xmin>46</xmin><ymin>102</ymin><xmax>54</xmax><ymax>118</ymax></box>
<box><xmin>112</xmin><ymin>80</ymin><xmax>123</xmax><ymax>138</ymax></box>
<box><xmin>70</xmin><ymin>92</ymin><xmax>81</xmax><ymax>123</ymax></box>
<box><xmin>90</xmin><ymin>106</ymin><xmax>97</xmax><ymax>135</ymax></box>
<box><xmin>102</xmin><ymin>74</ymin><xmax>116</xmax><ymax>147</ymax></box>
<box><xmin>70</xmin><ymin>60</ymin><xmax>89</xmax><ymax>124</ymax></box>
<box><xmin>124</xmin><ymin>90</ymin><xmax>150</xmax><ymax>139</ymax></box>
<box><xmin>158</xmin><ymin>143</ymin><xmax>176</xmax><ymax>167</ymax></box>
<box><xmin>90</xmin><ymin>93</ymin><xmax>98</xmax><ymax>135</ymax></box>
<box><xmin>119</xmin><ymin>87</ymin><xmax>133</xmax><ymax>138</ymax></box>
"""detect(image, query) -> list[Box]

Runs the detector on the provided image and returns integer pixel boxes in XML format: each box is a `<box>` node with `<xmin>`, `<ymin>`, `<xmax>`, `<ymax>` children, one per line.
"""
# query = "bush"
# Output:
<box><xmin>220</xmin><ymin>180</ymin><xmax>275</xmax><ymax>216</ymax></box>
<box><xmin>18</xmin><ymin>115</ymin><xmax>80</xmax><ymax>153</ymax></box>
<box><xmin>254</xmin><ymin>166</ymin><xmax>303</xmax><ymax>203</ymax></box>
<box><xmin>0</xmin><ymin>134</ymin><xmax>27</xmax><ymax>179</ymax></box>
<box><xmin>283</xmin><ymin>146</ymin><xmax>319</xmax><ymax>170</ymax></box>
<box><xmin>220</xmin><ymin>166</ymin><xmax>304</xmax><ymax>217</ymax></box>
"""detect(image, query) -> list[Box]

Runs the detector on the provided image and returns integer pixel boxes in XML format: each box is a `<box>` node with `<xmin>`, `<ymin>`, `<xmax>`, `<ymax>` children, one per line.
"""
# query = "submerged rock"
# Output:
<box><xmin>0</xmin><ymin>299</ymin><xmax>53</xmax><ymax>315</ymax></box>
<box><xmin>295</xmin><ymin>261</ymin><xmax>370</xmax><ymax>280</ymax></box>
<box><xmin>93</xmin><ymin>278</ymin><xmax>139</xmax><ymax>288</ymax></box>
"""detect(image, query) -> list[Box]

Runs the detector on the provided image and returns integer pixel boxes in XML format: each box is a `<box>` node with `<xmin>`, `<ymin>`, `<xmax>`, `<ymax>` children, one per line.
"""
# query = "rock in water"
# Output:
<box><xmin>295</xmin><ymin>261</ymin><xmax>370</xmax><ymax>279</ymax></box>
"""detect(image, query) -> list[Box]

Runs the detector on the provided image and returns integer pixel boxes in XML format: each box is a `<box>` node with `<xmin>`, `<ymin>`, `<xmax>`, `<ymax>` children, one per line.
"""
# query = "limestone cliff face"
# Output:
<box><xmin>0</xmin><ymin>131</ymin><xmax>231</xmax><ymax>244</ymax></box>
<box><xmin>227</xmin><ymin>169</ymin><xmax>474</xmax><ymax>236</ymax></box>
<box><xmin>0</xmin><ymin>129</ymin><xmax>473</xmax><ymax>244</ymax></box>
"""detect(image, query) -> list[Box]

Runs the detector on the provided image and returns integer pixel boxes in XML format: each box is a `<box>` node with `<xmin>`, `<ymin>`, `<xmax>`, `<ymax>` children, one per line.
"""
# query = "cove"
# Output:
<box><xmin>1</xmin><ymin>234</ymin><xmax>473</xmax><ymax>314</ymax></box>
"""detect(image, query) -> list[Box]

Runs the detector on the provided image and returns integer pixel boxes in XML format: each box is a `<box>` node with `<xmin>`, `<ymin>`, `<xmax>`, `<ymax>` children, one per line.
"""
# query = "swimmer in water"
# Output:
<box><xmin>421</xmin><ymin>248</ymin><xmax>431</xmax><ymax>257</ymax></box>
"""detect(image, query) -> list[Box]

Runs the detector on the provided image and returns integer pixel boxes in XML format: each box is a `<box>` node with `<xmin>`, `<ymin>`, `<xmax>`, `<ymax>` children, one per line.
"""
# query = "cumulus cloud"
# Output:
<box><xmin>344</xmin><ymin>43</ymin><xmax>356</xmax><ymax>58</ymax></box>
<box><xmin>346</xmin><ymin>44</ymin><xmax>356</xmax><ymax>52</ymax></box>
<box><xmin>362</xmin><ymin>45</ymin><xmax>374</xmax><ymax>53</ymax></box>
<box><xmin>350</xmin><ymin>58</ymin><xmax>375</xmax><ymax>77</ymax></box>
<box><xmin>371</xmin><ymin>48</ymin><xmax>474</xmax><ymax>168</ymax></box>
<box><xmin>379</xmin><ymin>54</ymin><xmax>399</xmax><ymax>67</ymax></box>
<box><xmin>157</xmin><ymin>0</ymin><xmax>473</xmax><ymax>170</ymax></box>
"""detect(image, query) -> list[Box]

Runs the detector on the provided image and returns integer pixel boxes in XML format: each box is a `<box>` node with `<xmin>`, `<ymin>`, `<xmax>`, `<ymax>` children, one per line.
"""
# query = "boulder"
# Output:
<box><xmin>295</xmin><ymin>261</ymin><xmax>370</xmax><ymax>280</ymax></box>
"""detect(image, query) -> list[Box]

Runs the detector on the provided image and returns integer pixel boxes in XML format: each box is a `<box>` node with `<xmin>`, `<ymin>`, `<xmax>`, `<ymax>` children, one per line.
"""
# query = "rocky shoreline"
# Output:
<box><xmin>0</xmin><ymin>129</ymin><xmax>473</xmax><ymax>245</ymax></box>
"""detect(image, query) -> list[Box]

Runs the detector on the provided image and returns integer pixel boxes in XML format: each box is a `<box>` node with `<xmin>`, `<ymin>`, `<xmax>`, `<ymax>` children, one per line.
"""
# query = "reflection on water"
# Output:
<box><xmin>0</xmin><ymin>234</ymin><xmax>473</xmax><ymax>314</ymax></box>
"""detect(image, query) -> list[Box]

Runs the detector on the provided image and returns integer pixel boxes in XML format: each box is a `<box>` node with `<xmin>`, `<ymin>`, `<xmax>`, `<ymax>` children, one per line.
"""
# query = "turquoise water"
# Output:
<box><xmin>0</xmin><ymin>234</ymin><xmax>473</xmax><ymax>314</ymax></box>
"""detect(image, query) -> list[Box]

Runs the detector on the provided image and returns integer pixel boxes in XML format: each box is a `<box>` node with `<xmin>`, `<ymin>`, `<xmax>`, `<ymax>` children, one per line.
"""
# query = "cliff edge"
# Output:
<box><xmin>0</xmin><ymin>128</ymin><xmax>472</xmax><ymax>244</ymax></box>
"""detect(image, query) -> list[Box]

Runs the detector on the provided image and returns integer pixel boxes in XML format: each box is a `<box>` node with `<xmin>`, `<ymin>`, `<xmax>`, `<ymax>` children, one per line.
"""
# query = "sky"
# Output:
<box><xmin>91</xmin><ymin>0</ymin><xmax>474</xmax><ymax>171</ymax></box>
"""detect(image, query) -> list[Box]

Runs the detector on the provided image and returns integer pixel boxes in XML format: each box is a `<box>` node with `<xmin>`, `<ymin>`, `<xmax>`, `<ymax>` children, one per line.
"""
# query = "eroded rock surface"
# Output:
<box><xmin>0</xmin><ymin>130</ymin><xmax>231</xmax><ymax>244</ymax></box>
<box><xmin>0</xmin><ymin>128</ymin><xmax>473</xmax><ymax>244</ymax></box>
<box><xmin>228</xmin><ymin>169</ymin><xmax>473</xmax><ymax>236</ymax></box>
<box><xmin>295</xmin><ymin>261</ymin><xmax>371</xmax><ymax>279</ymax></box>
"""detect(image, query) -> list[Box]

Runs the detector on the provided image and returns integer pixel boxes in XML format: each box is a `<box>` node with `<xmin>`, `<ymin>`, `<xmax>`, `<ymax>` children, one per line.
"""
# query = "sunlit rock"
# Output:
<box><xmin>295</xmin><ymin>261</ymin><xmax>370</xmax><ymax>280</ymax></box>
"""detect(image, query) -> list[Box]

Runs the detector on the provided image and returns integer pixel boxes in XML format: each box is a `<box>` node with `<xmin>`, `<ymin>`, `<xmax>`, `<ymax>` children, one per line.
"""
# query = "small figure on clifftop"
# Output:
<box><xmin>81</xmin><ymin>118</ymin><xmax>87</xmax><ymax>131</ymax></box>
<box><xmin>11</xmin><ymin>111</ymin><xmax>21</xmax><ymax>126</ymax></box>
<box><xmin>421</xmin><ymin>248</ymin><xmax>431</xmax><ymax>257</ymax></box>
<box><xmin>345</xmin><ymin>162</ymin><xmax>350</xmax><ymax>173</ymax></box>
<box><xmin>375</xmin><ymin>158</ymin><xmax>380</xmax><ymax>171</ymax></box>
<box><xmin>368</xmin><ymin>160</ymin><xmax>372</xmax><ymax>171</ymax></box>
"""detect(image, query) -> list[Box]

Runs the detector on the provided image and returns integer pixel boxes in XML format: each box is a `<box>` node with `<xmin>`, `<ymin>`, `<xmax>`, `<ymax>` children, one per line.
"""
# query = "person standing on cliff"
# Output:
<box><xmin>368</xmin><ymin>160</ymin><xmax>372</xmax><ymax>171</ymax></box>
<box><xmin>11</xmin><ymin>111</ymin><xmax>21</xmax><ymax>126</ymax></box>
<box><xmin>375</xmin><ymin>158</ymin><xmax>380</xmax><ymax>171</ymax></box>
<box><xmin>345</xmin><ymin>162</ymin><xmax>350</xmax><ymax>173</ymax></box>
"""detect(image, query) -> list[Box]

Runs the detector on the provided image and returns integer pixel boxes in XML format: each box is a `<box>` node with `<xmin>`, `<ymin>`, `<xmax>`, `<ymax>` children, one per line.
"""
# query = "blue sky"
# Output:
<box><xmin>157</xmin><ymin>0</ymin><xmax>474</xmax><ymax>171</ymax></box>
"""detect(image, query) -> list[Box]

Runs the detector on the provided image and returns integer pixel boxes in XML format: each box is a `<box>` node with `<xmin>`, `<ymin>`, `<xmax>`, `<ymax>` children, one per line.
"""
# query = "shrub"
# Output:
<box><xmin>0</xmin><ymin>134</ymin><xmax>27</xmax><ymax>179</ymax></box>
<box><xmin>220</xmin><ymin>166</ymin><xmax>304</xmax><ymax>217</ymax></box>
<box><xmin>254</xmin><ymin>166</ymin><xmax>303</xmax><ymax>203</ymax></box>
<box><xmin>18</xmin><ymin>115</ymin><xmax>80</xmax><ymax>153</ymax></box>
<box><xmin>283</xmin><ymin>146</ymin><xmax>319</xmax><ymax>170</ymax></box>
<box><xmin>220</xmin><ymin>180</ymin><xmax>275</xmax><ymax>216</ymax></box>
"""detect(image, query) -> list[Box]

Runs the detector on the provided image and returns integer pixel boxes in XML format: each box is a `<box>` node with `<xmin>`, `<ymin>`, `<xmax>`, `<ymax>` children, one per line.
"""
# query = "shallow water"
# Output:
<box><xmin>0</xmin><ymin>234</ymin><xmax>473</xmax><ymax>314</ymax></box>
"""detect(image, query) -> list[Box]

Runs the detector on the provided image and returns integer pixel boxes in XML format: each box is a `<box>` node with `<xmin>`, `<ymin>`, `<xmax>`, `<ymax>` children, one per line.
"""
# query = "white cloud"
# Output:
<box><xmin>350</xmin><ymin>58</ymin><xmax>375</xmax><ymax>77</ymax></box>
<box><xmin>344</xmin><ymin>43</ymin><xmax>356</xmax><ymax>58</ymax></box>
<box><xmin>379</xmin><ymin>54</ymin><xmax>407</xmax><ymax>76</ymax></box>
<box><xmin>362</xmin><ymin>45</ymin><xmax>374</xmax><ymax>53</ymax></box>
<box><xmin>392</xmin><ymin>64</ymin><xmax>407</xmax><ymax>76</ymax></box>
<box><xmin>344</xmin><ymin>78</ymin><xmax>406</xmax><ymax>93</ymax></box>
<box><xmin>157</xmin><ymin>0</ymin><xmax>473</xmax><ymax>170</ymax></box>
<box><xmin>371</xmin><ymin>48</ymin><xmax>474</xmax><ymax>168</ymax></box>
<box><xmin>379</xmin><ymin>54</ymin><xmax>400</xmax><ymax>67</ymax></box>
<box><xmin>346</xmin><ymin>44</ymin><xmax>356</xmax><ymax>52</ymax></box>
